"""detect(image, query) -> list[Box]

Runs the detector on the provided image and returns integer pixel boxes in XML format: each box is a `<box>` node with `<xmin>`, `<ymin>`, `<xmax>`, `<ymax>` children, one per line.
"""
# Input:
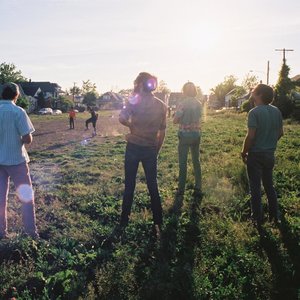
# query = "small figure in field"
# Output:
<box><xmin>118</xmin><ymin>72</ymin><xmax>167</xmax><ymax>237</ymax></box>
<box><xmin>69</xmin><ymin>107</ymin><xmax>76</xmax><ymax>129</ymax></box>
<box><xmin>0</xmin><ymin>83</ymin><xmax>39</xmax><ymax>239</ymax></box>
<box><xmin>85</xmin><ymin>106</ymin><xmax>98</xmax><ymax>136</ymax></box>
<box><xmin>173</xmin><ymin>82</ymin><xmax>202</xmax><ymax>197</ymax></box>
<box><xmin>241</xmin><ymin>84</ymin><xmax>283</xmax><ymax>227</ymax></box>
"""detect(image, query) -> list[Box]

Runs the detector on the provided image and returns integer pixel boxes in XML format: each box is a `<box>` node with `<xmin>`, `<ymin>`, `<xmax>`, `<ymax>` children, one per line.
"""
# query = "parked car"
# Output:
<box><xmin>38</xmin><ymin>108</ymin><xmax>53</xmax><ymax>115</ymax></box>
<box><xmin>53</xmin><ymin>109</ymin><xmax>62</xmax><ymax>115</ymax></box>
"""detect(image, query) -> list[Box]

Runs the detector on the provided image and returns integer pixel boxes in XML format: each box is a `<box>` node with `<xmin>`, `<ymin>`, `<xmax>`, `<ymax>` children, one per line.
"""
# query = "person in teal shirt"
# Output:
<box><xmin>241</xmin><ymin>84</ymin><xmax>283</xmax><ymax>227</ymax></box>
<box><xmin>173</xmin><ymin>82</ymin><xmax>202</xmax><ymax>196</ymax></box>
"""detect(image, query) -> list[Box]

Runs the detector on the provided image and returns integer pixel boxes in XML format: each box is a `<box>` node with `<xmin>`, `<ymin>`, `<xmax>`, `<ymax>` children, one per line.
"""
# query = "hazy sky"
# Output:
<box><xmin>1</xmin><ymin>0</ymin><xmax>299</xmax><ymax>93</ymax></box>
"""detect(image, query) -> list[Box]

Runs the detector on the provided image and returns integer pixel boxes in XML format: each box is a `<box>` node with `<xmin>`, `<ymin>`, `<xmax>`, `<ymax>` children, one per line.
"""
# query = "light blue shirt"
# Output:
<box><xmin>0</xmin><ymin>100</ymin><xmax>35</xmax><ymax>165</ymax></box>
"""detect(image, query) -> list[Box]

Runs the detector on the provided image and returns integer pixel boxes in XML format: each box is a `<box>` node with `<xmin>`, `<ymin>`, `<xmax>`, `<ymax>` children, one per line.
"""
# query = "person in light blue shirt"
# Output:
<box><xmin>173</xmin><ymin>82</ymin><xmax>202</xmax><ymax>197</ymax></box>
<box><xmin>0</xmin><ymin>82</ymin><xmax>38</xmax><ymax>239</ymax></box>
<box><xmin>241</xmin><ymin>84</ymin><xmax>283</xmax><ymax>227</ymax></box>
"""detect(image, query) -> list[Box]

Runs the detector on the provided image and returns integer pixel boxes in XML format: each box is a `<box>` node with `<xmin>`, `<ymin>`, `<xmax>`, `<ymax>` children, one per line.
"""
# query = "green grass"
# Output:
<box><xmin>0</xmin><ymin>109</ymin><xmax>299</xmax><ymax>299</ymax></box>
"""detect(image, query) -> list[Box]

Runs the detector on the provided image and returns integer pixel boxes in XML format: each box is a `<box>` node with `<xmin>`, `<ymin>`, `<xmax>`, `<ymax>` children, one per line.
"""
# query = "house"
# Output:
<box><xmin>224</xmin><ymin>88</ymin><xmax>237</xmax><ymax>108</ymax></box>
<box><xmin>20</xmin><ymin>81</ymin><xmax>62</xmax><ymax>99</ymax></box>
<box><xmin>291</xmin><ymin>74</ymin><xmax>300</xmax><ymax>82</ymax></box>
<box><xmin>17</xmin><ymin>84</ymin><xmax>38</xmax><ymax>113</ymax></box>
<box><xmin>207</xmin><ymin>94</ymin><xmax>220</xmax><ymax>109</ymax></box>
<box><xmin>237</xmin><ymin>92</ymin><xmax>251</xmax><ymax>109</ymax></box>
<box><xmin>97</xmin><ymin>92</ymin><xmax>124</xmax><ymax>109</ymax></box>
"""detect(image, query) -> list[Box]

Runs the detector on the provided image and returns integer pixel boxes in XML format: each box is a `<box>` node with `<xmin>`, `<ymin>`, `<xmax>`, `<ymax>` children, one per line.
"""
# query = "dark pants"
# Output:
<box><xmin>69</xmin><ymin>117</ymin><xmax>75</xmax><ymax>129</ymax></box>
<box><xmin>86</xmin><ymin>118</ymin><xmax>96</xmax><ymax>129</ymax></box>
<box><xmin>247</xmin><ymin>152</ymin><xmax>279</xmax><ymax>223</ymax></box>
<box><xmin>120</xmin><ymin>142</ymin><xmax>163</xmax><ymax>226</ymax></box>
<box><xmin>178</xmin><ymin>135</ymin><xmax>202</xmax><ymax>192</ymax></box>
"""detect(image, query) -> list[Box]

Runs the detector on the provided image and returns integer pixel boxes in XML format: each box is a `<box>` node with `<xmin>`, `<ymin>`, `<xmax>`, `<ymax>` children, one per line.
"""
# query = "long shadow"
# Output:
<box><xmin>134</xmin><ymin>192</ymin><xmax>203</xmax><ymax>300</ymax></box>
<box><xmin>258</xmin><ymin>226</ymin><xmax>299</xmax><ymax>300</ymax></box>
<box><xmin>168</xmin><ymin>193</ymin><xmax>202</xmax><ymax>300</ymax></box>
<box><xmin>277</xmin><ymin>215</ymin><xmax>300</xmax><ymax>293</ymax></box>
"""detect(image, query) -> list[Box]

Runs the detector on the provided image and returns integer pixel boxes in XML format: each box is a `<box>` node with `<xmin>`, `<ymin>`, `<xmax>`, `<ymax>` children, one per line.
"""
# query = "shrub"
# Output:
<box><xmin>16</xmin><ymin>97</ymin><xmax>29</xmax><ymax>109</ymax></box>
<box><xmin>241</xmin><ymin>100</ymin><xmax>251</xmax><ymax>112</ymax></box>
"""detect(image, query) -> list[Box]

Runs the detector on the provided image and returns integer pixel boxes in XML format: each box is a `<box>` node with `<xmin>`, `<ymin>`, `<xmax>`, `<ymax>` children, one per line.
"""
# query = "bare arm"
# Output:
<box><xmin>241</xmin><ymin>128</ymin><xmax>256</xmax><ymax>163</ymax></box>
<box><xmin>278</xmin><ymin>127</ymin><xmax>284</xmax><ymax>140</ymax></box>
<box><xmin>119</xmin><ymin>115</ymin><xmax>131</xmax><ymax>128</ymax></box>
<box><xmin>157</xmin><ymin>129</ymin><xmax>166</xmax><ymax>153</ymax></box>
<box><xmin>21</xmin><ymin>133</ymin><xmax>33</xmax><ymax>145</ymax></box>
<box><xmin>173</xmin><ymin>115</ymin><xmax>180</xmax><ymax>124</ymax></box>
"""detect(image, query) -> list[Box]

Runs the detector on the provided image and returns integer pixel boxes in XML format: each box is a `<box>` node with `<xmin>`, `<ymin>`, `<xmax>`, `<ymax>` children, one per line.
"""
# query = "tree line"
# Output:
<box><xmin>1</xmin><ymin>61</ymin><xmax>299</xmax><ymax>118</ymax></box>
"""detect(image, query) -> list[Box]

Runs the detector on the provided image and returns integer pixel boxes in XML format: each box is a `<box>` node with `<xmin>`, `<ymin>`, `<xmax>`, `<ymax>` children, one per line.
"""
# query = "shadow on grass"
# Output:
<box><xmin>136</xmin><ymin>192</ymin><xmax>203</xmax><ymax>300</ymax></box>
<box><xmin>278</xmin><ymin>215</ymin><xmax>300</xmax><ymax>294</ymax></box>
<box><xmin>258</xmin><ymin>226</ymin><xmax>299</xmax><ymax>300</ymax></box>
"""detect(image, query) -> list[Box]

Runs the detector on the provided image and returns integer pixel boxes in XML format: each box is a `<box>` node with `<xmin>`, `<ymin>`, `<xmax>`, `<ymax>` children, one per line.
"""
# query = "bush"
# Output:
<box><xmin>241</xmin><ymin>100</ymin><xmax>251</xmax><ymax>112</ymax></box>
<box><xmin>16</xmin><ymin>97</ymin><xmax>29</xmax><ymax>110</ymax></box>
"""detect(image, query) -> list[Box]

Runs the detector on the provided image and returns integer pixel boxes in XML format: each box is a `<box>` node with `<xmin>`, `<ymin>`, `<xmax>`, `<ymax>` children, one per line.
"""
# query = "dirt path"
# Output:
<box><xmin>27</xmin><ymin>111</ymin><xmax>128</xmax><ymax>152</ymax></box>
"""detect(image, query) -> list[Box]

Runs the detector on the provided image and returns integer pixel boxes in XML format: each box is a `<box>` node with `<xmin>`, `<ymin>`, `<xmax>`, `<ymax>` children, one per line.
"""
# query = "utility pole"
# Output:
<box><xmin>275</xmin><ymin>48</ymin><xmax>294</xmax><ymax>64</ymax></box>
<box><xmin>267</xmin><ymin>60</ymin><xmax>270</xmax><ymax>85</ymax></box>
<box><xmin>72</xmin><ymin>82</ymin><xmax>76</xmax><ymax>102</ymax></box>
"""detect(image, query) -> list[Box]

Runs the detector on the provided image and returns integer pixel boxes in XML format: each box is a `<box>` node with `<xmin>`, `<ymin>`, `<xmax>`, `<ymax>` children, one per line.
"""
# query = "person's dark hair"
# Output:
<box><xmin>134</xmin><ymin>72</ymin><xmax>157</xmax><ymax>93</ymax></box>
<box><xmin>253</xmin><ymin>84</ymin><xmax>274</xmax><ymax>104</ymax></box>
<box><xmin>2</xmin><ymin>82</ymin><xmax>19</xmax><ymax>100</ymax></box>
<box><xmin>182</xmin><ymin>82</ymin><xmax>197</xmax><ymax>97</ymax></box>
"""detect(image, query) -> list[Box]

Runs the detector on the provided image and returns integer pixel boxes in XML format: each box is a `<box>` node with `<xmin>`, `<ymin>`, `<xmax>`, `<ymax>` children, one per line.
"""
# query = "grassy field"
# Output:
<box><xmin>0</xmin><ymin>109</ymin><xmax>299</xmax><ymax>299</ymax></box>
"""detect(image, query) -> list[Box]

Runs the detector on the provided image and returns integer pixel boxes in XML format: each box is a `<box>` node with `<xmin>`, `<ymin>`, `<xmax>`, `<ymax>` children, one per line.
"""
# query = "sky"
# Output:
<box><xmin>1</xmin><ymin>0</ymin><xmax>300</xmax><ymax>94</ymax></box>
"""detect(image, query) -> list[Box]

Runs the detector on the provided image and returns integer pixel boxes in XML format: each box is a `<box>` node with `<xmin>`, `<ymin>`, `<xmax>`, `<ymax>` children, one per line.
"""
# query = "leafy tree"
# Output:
<box><xmin>196</xmin><ymin>86</ymin><xmax>204</xmax><ymax>102</ymax></box>
<box><xmin>16</xmin><ymin>97</ymin><xmax>29</xmax><ymax>110</ymax></box>
<box><xmin>157</xmin><ymin>80</ymin><xmax>171</xmax><ymax>94</ymax></box>
<box><xmin>82</xmin><ymin>92</ymin><xmax>97</xmax><ymax>107</ymax></box>
<box><xmin>0</xmin><ymin>62</ymin><xmax>27</xmax><ymax>83</ymax></box>
<box><xmin>59</xmin><ymin>96</ymin><xmax>74</xmax><ymax>112</ymax></box>
<box><xmin>242</xmin><ymin>73</ymin><xmax>259</xmax><ymax>91</ymax></box>
<box><xmin>82</xmin><ymin>80</ymin><xmax>97</xmax><ymax>95</ymax></box>
<box><xmin>37</xmin><ymin>92</ymin><xmax>45</xmax><ymax>109</ymax></box>
<box><xmin>210</xmin><ymin>75</ymin><xmax>237</xmax><ymax>107</ymax></box>
<box><xmin>241</xmin><ymin>100</ymin><xmax>252</xmax><ymax>112</ymax></box>
<box><xmin>231</xmin><ymin>86</ymin><xmax>246</xmax><ymax>107</ymax></box>
<box><xmin>69</xmin><ymin>85</ymin><xmax>81</xmax><ymax>99</ymax></box>
<box><xmin>273</xmin><ymin>63</ymin><xmax>294</xmax><ymax>118</ymax></box>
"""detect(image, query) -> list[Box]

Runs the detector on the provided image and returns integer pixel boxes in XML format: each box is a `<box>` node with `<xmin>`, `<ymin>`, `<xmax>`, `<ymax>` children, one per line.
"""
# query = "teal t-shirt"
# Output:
<box><xmin>175</xmin><ymin>97</ymin><xmax>202</xmax><ymax>137</ymax></box>
<box><xmin>248</xmin><ymin>104</ymin><xmax>282</xmax><ymax>153</ymax></box>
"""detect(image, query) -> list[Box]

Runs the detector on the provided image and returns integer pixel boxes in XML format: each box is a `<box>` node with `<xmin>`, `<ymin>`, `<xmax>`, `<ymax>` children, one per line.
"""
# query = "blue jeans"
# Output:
<box><xmin>178</xmin><ymin>134</ymin><xmax>202</xmax><ymax>192</ymax></box>
<box><xmin>120</xmin><ymin>143</ymin><xmax>162</xmax><ymax>225</ymax></box>
<box><xmin>247</xmin><ymin>152</ymin><xmax>279</xmax><ymax>223</ymax></box>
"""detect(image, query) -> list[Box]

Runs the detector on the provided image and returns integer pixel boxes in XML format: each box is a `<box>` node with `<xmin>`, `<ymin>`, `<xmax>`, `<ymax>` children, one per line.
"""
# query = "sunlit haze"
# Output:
<box><xmin>1</xmin><ymin>0</ymin><xmax>299</xmax><ymax>94</ymax></box>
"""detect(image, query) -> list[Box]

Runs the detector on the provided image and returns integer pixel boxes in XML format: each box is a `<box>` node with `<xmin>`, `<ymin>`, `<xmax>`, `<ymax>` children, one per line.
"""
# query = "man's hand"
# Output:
<box><xmin>241</xmin><ymin>152</ymin><xmax>247</xmax><ymax>164</ymax></box>
<box><xmin>21</xmin><ymin>133</ymin><xmax>32</xmax><ymax>145</ymax></box>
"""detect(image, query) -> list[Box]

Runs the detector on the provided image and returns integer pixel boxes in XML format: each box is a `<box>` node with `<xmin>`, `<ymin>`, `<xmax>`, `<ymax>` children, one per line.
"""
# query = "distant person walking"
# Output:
<box><xmin>0</xmin><ymin>83</ymin><xmax>39</xmax><ymax>239</ymax></box>
<box><xmin>69</xmin><ymin>107</ymin><xmax>76</xmax><ymax>129</ymax></box>
<box><xmin>173</xmin><ymin>82</ymin><xmax>202</xmax><ymax>197</ymax></box>
<box><xmin>241</xmin><ymin>84</ymin><xmax>283</xmax><ymax>227</ymax></box>
<box><xmin>119</xmin><ymin>72</ymin><xmax>167</xmax><ymax>235</ymax></box>
<box><xmin>85</xmin><ymin>106</ymin><xmax>98</xmax><ymax>136</ymax></box>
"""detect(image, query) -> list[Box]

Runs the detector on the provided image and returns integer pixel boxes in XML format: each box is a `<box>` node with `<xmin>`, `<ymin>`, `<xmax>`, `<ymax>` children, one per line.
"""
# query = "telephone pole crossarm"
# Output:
<box><xmin>275</xmin><ymin>48</ymin><xmax>294</xmax><ymax>63</ymax></box>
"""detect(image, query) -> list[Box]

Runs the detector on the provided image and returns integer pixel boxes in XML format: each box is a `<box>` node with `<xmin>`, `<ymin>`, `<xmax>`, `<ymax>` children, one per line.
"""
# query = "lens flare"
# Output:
<box><xmin>81</xmin><ymin>139</ymin><xmax>89</xmax><ymax>146</ymax></box>
<box><xmin>146</xmin><ymin>78</ymin><xmax>157</xmax><ymax>91</ymax></box>
<box><xmin>16</xmin><ymin>184</ymin><xmax>34</xmax><ymax>203</ymax></box>
<box><xmin>128</xmin><ymin>93</ymin><xmax>141</xmax><ymax>105</ymax></box>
